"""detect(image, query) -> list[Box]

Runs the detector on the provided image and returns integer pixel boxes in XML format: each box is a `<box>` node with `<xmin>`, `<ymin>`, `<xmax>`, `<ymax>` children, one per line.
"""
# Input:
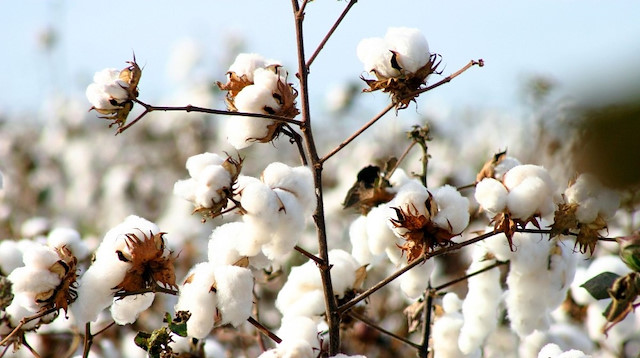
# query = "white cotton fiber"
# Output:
<box><xmin>234</xmin><ymin>83</ymin><xmax>280</xmax><ymax>114</ymax></box>
<box><xmin>565</xmin><ymin>173</ymin><xmax>620</xmax><ymax>223</ymax></box>
<box><xmin>350</xmin><ymin>216</ymin><xmax>372</xmax><ymax>266</ymax></box>
<box><xmin>367</xmin><ymin>205</ymin><xmax>397</xmax><ymax>255</ymax></box>
<box><xmin>47</xmin><ymin>227</ymin><xmax>90</xmax><ymax>260</ymax></box>
<box><xmin>327</xmin><ymin>249</ymin><xmax>360</xmax><ymax>298</ymax></box>
<box><xmin>8</xmin><ymin>266</ymin><xmax>60</xmax><ymax>296</ymax></box>
<box><xmin>174</xmin><ymin>262</ymin><xmax>218</xmax><ymax>339</ymax></box>
<box><xmin>475</xmin><ymin>178</ymin><xmax>508</xmax><ymax>215</ymax></box>
<box><xmin>432</xmin><ymin>185</ymin><xmax>470</xmax><ymax>234</ymax></box>
<box><xmin>22</xmin><ymin>244</ymin><xmax>60</xmax><ymax>271</ymax></box>
<box><xmin>278</xmin><ymin>315</ymin><xmax>321</xmax><ymax>351</ymax></box>
<box><xmin>384</xmin><ymin>27</ymin><xmax>430</xmax><ymax>73</ymax></box>
<box><xmin>357</xmin><ymin>37</ymin><xmax>398</xmax><ymax>78</ymax></box>
<box><xmin>400</xmin><ymin>259</ymin><xmax>434</xmax><ymax>299</ymax></box>
<box><xmin>185</xmin><ymin>152</ymin><xmax>225</xmax><ymax>179</ymax></box>
<box><xmin>214</xmin><ymin>265</ymin><xmax>254</xmax><ymax>327</ymax></box>
<box><xmin>228</xmin><ymin>53</ymin><xmax>269</xmax><ymax>81</ymax></box>
<box><xmin>261</xmin><ymin>162</ymin><xmax>315</xmax><ymax>214</ymax></box>
<box><xmin>110</xmin><ymin>293</ymin><xmax>155</xmax><ymax>325</ymax></box>
<box><xmin>506</xmin><ymin>176</ymin><xmax>548</xmax><ymax>219</ymax></box>
<box><xmin>0</xmin><ymin>240</ymin><xmax>23</xmax><ymax>274</ymax></box>
<box><xmin>209</xmin><ymin>222</ymin><xmax>254</xmax><ymax>265</ymax></box>
<box><xmin>432</xmin><ymin>293</ymin><xmax>479</xmax><ymax>358</ymax></box>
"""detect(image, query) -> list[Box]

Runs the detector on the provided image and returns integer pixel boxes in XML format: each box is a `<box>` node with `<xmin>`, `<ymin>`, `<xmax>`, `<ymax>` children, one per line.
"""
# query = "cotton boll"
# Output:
<box><xmin>432</xmin><ymin>185</ymin><xmax>469</xmax><ymax>234</ymax></box>
<box><xmin>225</xmin><ymin>116</ymin><xmax>270</xmax><ymax>150</ymax></box>
<box><xmin>185</xmin><ymin>152</ymin><xmax>225</xmax><ymax>180</ymax></box>
<box><xmin>214</xmin><ymin>265</ymin><xmax>254</xmax><ymax>327</ymax></box>
<box><xmin>262</xmin><ymin>190</ymin><xmax>305</xmax><ymax>260</ymax></box>
<box><xmin>7</xmin><ymin>266</ymin><xmax>61</xmax><ymax>297</ymax></box>
<box><xmin>537</xmin><ymin>342</ymin><xmax>564</xmax><ymax>357</ymax></box>
<box><xmin>174</xmin><ymin>263</ymin><xmax>218</xmax><ymax>339</ymax></box>
<box><xmin>400</xmin><ymin>259</ymin><xmax>434</xmax><ymax>299</ymax></box>
<box><xmin>574</xmin><ymin>198</ymin><xmax>599</xmax><ymax>224</ymax></box>
<box><xmin>367</xmin><ymin>205</ymin><xmax>397</xmax><ymax>255</ymax></box>
<box><xmin>47</xmin><ymin>227</ymin><xmax>90</xmax><ymax>260</ymax></box>
<box><xmin>173</xmin><ymin>178</ymin><xmax>197</xmax><ymax>203</ymax></box>
<box><xmin>22</xmin><ymin>244</ymin><xmax>60</xmax><ymax>271</ymax></box>
<box><xmin>235</xmin><ymin>83</ymin><xmax>280</xmax><ymax>114</ymax></box>
<box><xmin>193</xmin><ymin>165</ymin><xmax>231</xmax><ymax>207</ymax></box>
<box><xmin>278</xmin><ymin>316</ymin><xmax>321</xmax><ymax>351</ymax></box>
<box><xmin>350</xmin><ymin>216</ymin><xmax>372</xmax><ymax>266</ymax></box>
<box><xmin>357</xmin><ymin>37</ymin><xmax>399</xmax><ymax>78</ymax></box>
<box><xmin>228</xmin><ymin>53</ymin><xmax>269</xmax><ymax>81</ymax></box>
<box><xmin>110</xmin><ymin>293</ymin><xmax>155</xmax><ymax>325</ymax></box>
<box><xmin>545</xmin><ymin>241</ymin><xmax>577</xmax><ymax>309</ymax></box>
<box><xmin>432</xmin><ymin>293</ymin><xmax>480</xmax><ymax>358</ymax></box>
<box><xmin>494</xmin><ymin>157</ymin><xmax>521</xmax><ymax>179</ymax></box>
<box><xmin>384</xmin><ymin>27</ymin><xmax>430</xmax><ymax>73</ymax></box>
<box><xmin>506</xmin><ymin>176</ymin><xmax>548</xmax><ymax>219</ymax></box>
<box><xmin>474</xmin><ymin>178</ymin><xmax>508</xmax><ymax>215</ymax></box>
<box><xmin>328</xmin><ymin>250</ymin><xmax>360</xmax><ymax>298</ymax></box>
<box><xmin>459</xmin><ymin>246</ymin><xmax>503</xmax><ymax>354</ymax></box>
<box><xmin>261</xmin><ymin>163</ymin><xmax>315</xmax><ymax>214</ymax></box>
<box><xmin>209</xmin><ymin>222</ymin><xmax>258</xmax><ymax>265</ymax></box>
<box><xmin>0</xmin><ymin>240</ymin><xmax>23</xmax><ymax>274</ymax></box>
<box><xmin>258</xmin><ymin>340</ymin><xmax>315</xmax><ymax>358</ymax></box>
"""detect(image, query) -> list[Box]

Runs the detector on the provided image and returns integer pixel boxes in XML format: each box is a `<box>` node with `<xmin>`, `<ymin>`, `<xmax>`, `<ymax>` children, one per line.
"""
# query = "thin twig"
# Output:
<box><xmin>113</xmin><ymin>283</ymin><xmax>179</xmax><ymax>298</ymax></box>
<box><xmin>338</xmin><ymin>230</ymin><xmax>500</xmax><ymax>314</ymax></box>
<box><xmin>306</xmin><ymin>0</ymin><xmax>358</xmax><ymax>68</ymax></box>
<box><xmin>433</xmin><ymin>260</ymin><xmax>507</xmax><ymax>292</ymax></box>
<box><xmin>92</xmin><ymin>321</ymin><xmax>115</xmax><ymax>338</ymax></box>
<box><xmin>117</xmin><ymin>99</ymin><xmax>303</xmax><ymax>134</ymax></box>
<box><xmin>252</xmin><ymin>291</ymin><xmax>267</xmax><ymax>352</ymax></box>
<box><xmin>281</xmin><ymin>124</ymin><xmax>309</xmax><ymax>166</ymax></box>
<box><xmin>385</xmin><ymin>141</ymin><xmax>417</xmax><ymax>181</ymax></box>
<box><xmin>0</xmin><ymin>307</ymin><xmax>58</xmax><ymax>347</ymax></box>
<box><xmin>456</xmin><ymin>182</ymin><xmax>477</xmax><ymax>191</ymax></box>
<box><xmin>348</xmin><ymin>311</ymin><xmax>421</xmax><ymax>350</ymax></box>
<box><xmin>83</xmin><ymin>322</ymin><xmax>91</xmax><ymax>358</ymax></box>
<box><xmin>291</xmin><ymin>0</ymin><xmax>341</xmax><ymax>354</ymax></box>
<box><xmin>419</xmin><ymin>289</ymin><xmax>434</xmax><ymax>358</ymax></box>
<box><xmin>21</xmin><ymin>339</ymin><xmax>41</xmax><ymax>358</ymax></box>
<box><xmin>294</xmin><ymin>245</ymin><xmax>325</xmax><ymax>266</ymax></box>
<box><xmin>321</xmin><ymin>60</ymin><xmax>483</xmax><ymax>164</ymax></box>
<box><xmin>247</xmin><ymin>317</ymin><xmax>282</xmax><ymax>344</ymax></box>
<box><xmin>321</xmin><ymin>102</ymin><xmax>394</xmax><ymax>163</ymax></box>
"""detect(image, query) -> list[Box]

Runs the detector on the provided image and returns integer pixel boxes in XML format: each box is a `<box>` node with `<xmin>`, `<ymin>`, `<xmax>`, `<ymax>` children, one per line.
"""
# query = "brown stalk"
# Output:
<box><xmin>247</xmin><ymin>317</ymin><xmax>282</xmax><ymax>344</ymax></box>
<box><xmin>0</xmin><ymin>307</ymin><xmax>58</xmax><ymax>347</ymax></box>
<box><xmin>347</xmin><ymin>310</ymin><xmax>421</xmax><ymax>350</ymax></box>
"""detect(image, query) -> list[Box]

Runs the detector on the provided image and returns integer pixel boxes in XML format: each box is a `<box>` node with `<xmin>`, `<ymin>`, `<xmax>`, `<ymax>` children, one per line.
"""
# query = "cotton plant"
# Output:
<box><xmin>217</xmin><ymin>53</ymin><xmax>299</xmax><ymax>149</ymax></box>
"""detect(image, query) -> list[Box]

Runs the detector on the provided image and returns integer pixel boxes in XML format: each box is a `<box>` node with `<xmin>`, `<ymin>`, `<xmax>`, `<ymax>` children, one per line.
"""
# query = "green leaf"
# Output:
<box><xmin>620</xmin><ymin>243</ymin><xmax>640</xmax><ymax>272</ymax></box>
<box><xmin>581</xmin><ymin>271</ymin><xmax>621</xmax><ymax>300</ymax></box>
<box><xmin>169</xmin><ymin>310</ymin><xmax>191</xmax><ymax>337</ymax></box>
<box><xmin>134</xmin><ymin>331</ymin><xmax>151</xmax><ymax>351</ymax></box>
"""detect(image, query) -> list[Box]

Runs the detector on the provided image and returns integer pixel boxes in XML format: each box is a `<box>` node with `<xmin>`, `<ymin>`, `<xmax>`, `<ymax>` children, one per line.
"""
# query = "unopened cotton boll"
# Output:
<box><xmin>174</xmin><ymin>262</ymin><xmax>218</xmax><ymax>339</ymax></box>
<box><xmin>213</xmin><ymin>265</ymin><xmax>254</xmax><ymax>327</ymax></box>
<box><xmin>110</xmin><ymin>293</ymin><xmax>155</xmax><ymax>325</ymax></box>
<box><xmin>475</xmin><ymin>178</ymin><xmax>508</xmax><ymax>215</ymax></box>
<box><xmin>432</xmin><ymin>185</ymin><xmax>469</xmax><ymax>234</ymax></box>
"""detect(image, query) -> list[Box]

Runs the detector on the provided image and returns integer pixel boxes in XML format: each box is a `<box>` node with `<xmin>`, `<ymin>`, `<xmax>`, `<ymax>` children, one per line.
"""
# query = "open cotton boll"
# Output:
<box><xmin>193</xmin><ymin>165</ymin><xmax>232</xmax><ymax>207</ymax></box>
<box><xmin>432</xmin><ymin>185</ymin><xmax>470</xmax><ymax>234</ymax></box>
<box><xmin>173</xmin><ymin>179</ymin><xmax>197</xmax><ymax>203</ymax></box>
<box><xmin>475</xmin><ymin>178</ymin><xmax>508</xmax><ymax>215</ymax></box>
<box><xmin>0</xmin><ymin>240</ymin><xmax>23</xmax><ymax>274</ymax></box>
<box><xmin>21</xmin><ymin>244</ymin><xmax>60</xmax><ymax>271</ymax></box>
<box><xmin>537</xmin><ymin>343</ymin><xmax>589</xmax><ymax>358</ymax></box>
<box><xmin>258</xmin><ymin>340</ymin><xmax>315</xmax><ymax>358</ymax></box>
<box><xmin>565</xmin><ymin>173</ymin><xmax>620</xmax><ymax>223</ymax></box>
<box><xmin>110</xmin><ymin>293</ymin><xmax>155</xmax><ymax>325</ymax></box>
<box><xmin>174</xmin><ymin>262</ymin><xmax>218</xmax><ymax>339</ymax></box>
<box><xmin>225</xmin><ymin>116</ymin><xmax>270</xmax><ymax>150</ymax></box>
<box><xmin>384</xmin><ymin>27</ymin><xmax>430</xmax><ymax>73</ymax></box>
<box><xmin>400</xmin><ymin>259</ymin><xmax>434</xmax><ymax>299</ymax></box>
<box><xmin>240</xmin><ymin>182</ymin><xmax>282</xmax><ymax>224</ymax></box>
<box><xmin>459</xmin><ymin>246</ymin><xmax>503</xmax><ymax>354</ymax></box>
<box><xmin>262</xmin><ymin>190</ymin><xmax>305</xmax><ymax>260</ymax></box>
<box><xmin>253</xmin><ymin>67</ymin><xmax>285</xmax><ymax>89</ymax></box>
<box><xmin>432</xmin><ymin>293</ymin><xmax>480</xmax><ymax>358</ymax></box>
<box><xmin>261</xmin><ymin>163</ymin><xmax>315</xmax><ymax>213</ymax></box>
<box><xmin>494</xmin><ymin>157</ymin><xmax>522</xmax><ymax>180</ymax></box>
<box><xmin>209</xmin><ymin>222</ymin><xmax>258</xmax><ymax>264</ymax></box>
<box><xmin>7</xmin><ymin>266</ymin><xmax>60</xmax><ymax>297</ymax></box>
<box><xmin>214</xmin><ymin>265</ymin><xmax>254</xmax><ymax>327</ymax></box>
<box><xmin>235</xmin><ymin>83</ymin><xmax>280</xmax><ymax>114</ymax></box>
<box><xmin>506</xmin><ymin>176</ymin><xmax>549</xmax><ymax>219</ymax></box>
<box><xmin>278</xmin><ymin>316</ymin><xmax>321</xmax><ymax>352</ymax></box>
<box><xmin>228</xmin><ymin>53</ymin><xmax>268</xmax><ymax>80</ymax></box>
<box><xmin>357</xmin><ymin>37</ymin><xmax>399</xmax><ymax>78</ymax></box>
<box><xmin>96</xmin><ymin>215</ymin><xmax>160</xmax><ymax>259</ymax></box>
<box><xmin>328</xmin><ymin>249</ymin><xmax>360</xmax><ymax>298</ymax></box>
<box><xmin>367</xmin><ymin>205</ymin><xmax>398</xmax><ymax>255</ymax></box>
<box><xmin>47</xmin><ymin>227</ymin><xmax>90</xmax><ymax>260</ymax></box>
<box><xmin>185</xmin><ymin>152</ymin><xmax>225</xmax><ymax>179</ymax></box>
<box><xmin>350</xmin><ymin>216</ymin><xmax>372</xmax><ymax>266</ymax></box>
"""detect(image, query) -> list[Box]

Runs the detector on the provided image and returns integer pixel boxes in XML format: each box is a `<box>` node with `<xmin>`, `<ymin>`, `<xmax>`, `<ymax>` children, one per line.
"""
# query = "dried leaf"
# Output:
<box><xmin>343</xmin><ymin>165</ymin><xmax>395</xmax><ymax>214</ymax></box>
<box><xmin>581</xmin><ymin>272</ymin><xmax>621</xmax><ymax>300</ymax></box>
<box><xmin>36</xmin><ymin>246</ymin><xmax>78</xmax><ymax>316</ymax></box>
<box><xmin>549</xmin><ymin>202</ymin><xmax>579</xmax><ymax>238</ymax></box>
<box><xmin>574</xmin><ymin>217</ymin><xmax>607</xmax><ymax>256</ymax></box>
<box><xmin>603</xmin><ymin>272</ymin><xmax>640</xmax><ymax>334</ymax></box>
<box><xmin>353</xmin><ymin>265</ymin><xmax>368</xmax><ymax>290</ymax></box>
<box><xmin>476</xmin><ymin>150</ymin><xmax>508</xmax><ymax>182</ymax></box>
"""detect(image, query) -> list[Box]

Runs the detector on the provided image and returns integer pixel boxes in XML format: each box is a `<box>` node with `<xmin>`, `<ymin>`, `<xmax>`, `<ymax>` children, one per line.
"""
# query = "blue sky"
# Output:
<box><xmin>1</xmin><ymin>1</ymin><xmax>639</xmax><ymax>117</ymax></box>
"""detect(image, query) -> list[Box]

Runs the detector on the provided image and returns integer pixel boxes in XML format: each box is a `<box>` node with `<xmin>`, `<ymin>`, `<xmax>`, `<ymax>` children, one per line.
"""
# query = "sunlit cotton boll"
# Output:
<box><xmin>228</xmin><ymin>53</ymin><xmax>278</xmax><ymax>82</ymax></box>
<box><xmin>85</xmin><ymin>68</ymin><xmax>129</xmax><ymax>110</ymax></box>
<box><xmin>431</xmin><ymin>185</ymin><xmax>470</xmax><ymax>234</ymax></box>
<box><xmin>277</xmin><ymin>316</ymin><xmax>321</xmax><ymax>352</ymax></box>
<box><xmin>174</xmin><ymin>262</ymin><xmax>218</xmax><ymax>339</ymax></box>
<box><xmin>565</xmin><ymin>173</ymin><xmax>620</xmax><ymax>223</ymax></box>
<box><xmin>357</xmin><ymin>27</ymin><xmax>430</xmax><ymax>78</ymax></box>
<box><xmin>258</xmin><ymin>340</ymin><xmax>315</xmax><ymax>358</ymax></box>
<box><xmin>47</xmin><ymin>227</ymin><xmax>90</xmax><ymax>260</ymax></box>
<box><xmin>537</xmin><ymin>343</ymin><xmax>590</xmax><ymax>358</ymax></box>
<box><xmin>110</xmin><ymin>292</ymin><xmax>155</xmax><ymax>325</ymax></box>
<box><xmin>503</xmin><ymin>164</ymin><xmax>558</xmax><ymax>219</ymax></box>
<box><xmin>214</xmin><ymin>265</ymin><xmax>254</xmax><ymax>327</ymax></box>
<box><xmin>432</xmin><ymin>293</ymin><xmax>480</xmax><ymax>358</ymax></box>
<box><xmin>261</xmin><ymin>162</ymin><xmax>315</xmax><ymax>214</ymax></box>
<box><xmin>0</xmin><ymin>240</ymin><xmax>23</xmax><ymax>274</ymax></box>
<box><xmin>475</xmin><ymin>178</ymin><xmax>508</xmax><ymax>215</ymax></box>
<box><xmin>185</xmin><ymin>152</ymin><xmax>225</xmax><ymax>179</ymax></box>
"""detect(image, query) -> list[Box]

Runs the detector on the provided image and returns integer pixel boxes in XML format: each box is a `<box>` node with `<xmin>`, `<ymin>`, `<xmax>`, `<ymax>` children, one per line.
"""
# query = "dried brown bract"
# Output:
<box><xmin>549</xmin><ymin>201</ymin><xmax>607</xmax><ymax>255</ymax></box>
<box><xmin>476</xmin><ymin>150</ymin><xmax>508</xmax><ymax>182</ymax></box>
<box><xmin>390</xmin><ymin>197</ymin><xmax>455</xmax><ymax>262</ymax></box>
<box><xmin>490</xmin><ymin>211</ymin><xmax>541</xmax><ymax>251</ymax></box>
<box><xmin>91</xmin><ymin>58</ymin><xmax>142</xmax><ymax>130</ymax></box>
<box><xmin>114</xmin><ymin>231</ymin><xmax>177</xmax><ymax>293</ymax></box>
<box><xmin>35</xmin><ymin>246</ymin><xmax>78</xmax><ymax>316</ymax></box>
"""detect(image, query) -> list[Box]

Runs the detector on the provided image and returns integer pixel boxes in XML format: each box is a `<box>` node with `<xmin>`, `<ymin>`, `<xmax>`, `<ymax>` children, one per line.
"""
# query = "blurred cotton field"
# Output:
<box><xmin>1</xmin><ymin>3</ymin><xmax>640</xmax><ymax>358</ymax></box>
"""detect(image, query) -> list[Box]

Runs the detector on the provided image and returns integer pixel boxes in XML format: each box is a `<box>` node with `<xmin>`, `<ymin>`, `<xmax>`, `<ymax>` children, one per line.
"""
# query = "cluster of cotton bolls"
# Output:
<box><xmin>349</xmin><ymin>169</ymin><xmax>469</xmax><ymax>299</ymax></box>
<box><xmin>71</xmin><ymin>215</ymin><xmax>165</xmax><ymax>326</ymax></box>
<box><xmin>564</xmin><ymin>173</ymin><xmax>620</xmax><ymax>224</ymax></box>
<box><xmin>357</xmin><ymin>27</ymin><xmax>430</xmax><ymax>79</ymax></box>
<box><xmin>173</xmin><ymin>152</ymin><xmax>238</xmax><ymax>212</ymax></box>
<box><xmin>85</xmin><ymin>68</ymin><xmax>131</xmax><ymax>112</ymax></box>
<box><xmin>475</xmin><ymin>163</ymin><xmax>559</xmax><ymax>220</ymax></box>
<box><xmin>219</xmin><ymin>53</ymin><xmax>295</xmax><ymax>150</ymax></box>
<box><xmin>174</xmin><ymin>262</ymin><xmax>254</xmax><ymax>338</ymax></box>
<box><xmin>206</xmin><ymin>161</ymin><xmax>314</xmax><ymax>265</ymax></box>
